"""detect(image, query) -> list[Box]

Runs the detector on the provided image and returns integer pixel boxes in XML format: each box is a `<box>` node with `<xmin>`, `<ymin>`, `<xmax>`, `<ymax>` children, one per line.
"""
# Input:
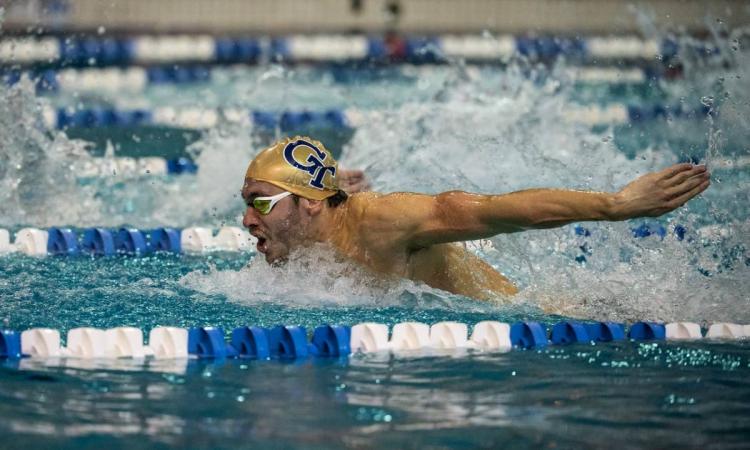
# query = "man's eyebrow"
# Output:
<box><xmin>242</xmin><ymin>191</ymin><xmax>263</xmax><ymax>202</ymax></box>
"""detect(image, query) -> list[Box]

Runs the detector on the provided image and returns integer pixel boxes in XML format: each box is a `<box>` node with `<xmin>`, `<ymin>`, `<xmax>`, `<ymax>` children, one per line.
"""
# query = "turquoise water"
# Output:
<box><xmin>0</xmin><ymin>254</ymin><xmax>749</xmax><ymax>449</ymax></box>
<box><xmin>2</xmin><ymin>32</ymin><xmax>750</xmax><ymax>448</ymax></box>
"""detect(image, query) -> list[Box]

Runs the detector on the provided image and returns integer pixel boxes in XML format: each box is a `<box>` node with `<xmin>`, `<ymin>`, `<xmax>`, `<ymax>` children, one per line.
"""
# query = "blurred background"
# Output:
<box><xmin>2</xmin><ymin>0</ymin><xmax>749</xmax><ymax>34</ymax></box>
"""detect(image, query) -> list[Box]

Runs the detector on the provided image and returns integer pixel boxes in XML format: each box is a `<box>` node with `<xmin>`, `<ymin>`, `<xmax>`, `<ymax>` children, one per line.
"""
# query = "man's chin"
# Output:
<box><xmin>265</xmin><ymin>253</ymin><xmax>288</xmax><ymax>266</ymax></box>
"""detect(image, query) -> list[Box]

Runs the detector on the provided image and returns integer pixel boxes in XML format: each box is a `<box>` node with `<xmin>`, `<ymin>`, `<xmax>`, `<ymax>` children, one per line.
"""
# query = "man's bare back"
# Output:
<box><xmin>327</xmin><ymin>192</ymin><xmax>518</xmax><ymax>300</ymax></box>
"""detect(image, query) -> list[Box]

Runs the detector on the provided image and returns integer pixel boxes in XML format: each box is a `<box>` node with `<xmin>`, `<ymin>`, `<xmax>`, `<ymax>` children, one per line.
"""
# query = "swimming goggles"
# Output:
<box><xmin>250</xmin><ymin>191</ymin><xmax>293</xmax><ymax>215</ymax></box>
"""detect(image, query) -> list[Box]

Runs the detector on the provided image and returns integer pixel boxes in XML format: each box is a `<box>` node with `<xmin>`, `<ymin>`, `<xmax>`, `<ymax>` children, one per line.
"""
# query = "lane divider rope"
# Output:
<box><xmin>1</xmin><ymin>321</ymin><xmax>747</xmax><ymax>361</ymax></box>
<box><xmin>43</xmin><ymin>106</ymin><xmax>350</xmax><ymax>130</ymax></box>
<box><xmin>34</xmin><ymin>104</ymin><xmax>713</xmax><ymax>131</ymax></box>
<box><xmin>0</xmin><ymin>34</ymin><xmax>717</xmax><ymax>66</ymax></box>
<box><xmin>5</xmin><ymin>65</ymin><xmax>659</xmax><ymax>94</ymax></box>
<box><xmin>0</xmin><ymin>226</ymin><xmax>256</xmax><ymax>256</ymax></box>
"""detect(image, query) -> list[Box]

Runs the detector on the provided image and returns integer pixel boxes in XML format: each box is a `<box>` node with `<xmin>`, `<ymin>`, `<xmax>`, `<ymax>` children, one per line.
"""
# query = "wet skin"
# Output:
<box><xmin>242</xmin><ymin>163</ymin><xmax>710</xmax><ymax>301</ymax></box>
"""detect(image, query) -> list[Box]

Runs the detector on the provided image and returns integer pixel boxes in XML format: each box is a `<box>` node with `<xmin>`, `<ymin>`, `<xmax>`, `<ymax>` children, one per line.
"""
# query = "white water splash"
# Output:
<box><xmin>337</xmin><ymin>63</ymin><xmax>750</xmax><ymax>323</ymax></box>
<box><xmin>0</xmin><ymin>79</ymin><xmax>99</xmax><ymax>227</ymax></box>
<box><xmin>180</xmin><ymin>244</ymin><xmax>486</xmax><ymax>310</ymax></box>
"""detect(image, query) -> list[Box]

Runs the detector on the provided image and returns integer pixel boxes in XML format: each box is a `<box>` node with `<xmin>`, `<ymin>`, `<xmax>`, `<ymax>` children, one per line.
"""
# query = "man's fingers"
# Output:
<box><xmin>665</xmin><ymin>172</ymin><xmax>709</xmax><ymax>199</ymax></box>
<box><xmin>664</xmin><ymin>164</ymin><xmax>707</xmax><ymax>185</ymax></box>
<box><xmin>666</xmin><ymin>178</ymin><xmax>710</xmax><ymax>209</ymax></box>
<box><xmin>661</xmin><ymin>163</ymin><xmax>695</xmax><ymax>179</ymax></box>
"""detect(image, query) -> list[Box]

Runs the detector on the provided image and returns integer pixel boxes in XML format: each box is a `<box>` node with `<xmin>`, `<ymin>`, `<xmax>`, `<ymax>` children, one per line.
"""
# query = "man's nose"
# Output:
<box><xmin>242</xmin><ymin>207</ymin><xmax>260</xmax><ymax>229</ymax></box>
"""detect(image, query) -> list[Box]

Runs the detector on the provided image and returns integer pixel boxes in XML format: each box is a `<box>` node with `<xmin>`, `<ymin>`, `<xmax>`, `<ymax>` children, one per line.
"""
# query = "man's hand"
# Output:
<box><xmin>612</xmin><ymin>163</ymin><xmax>711</xmax><ymax>220</ymax></box>
<box><xmin>338</xmin><ymin>169</ymin><xmax>371</xmax><ymax>194</ymax></box>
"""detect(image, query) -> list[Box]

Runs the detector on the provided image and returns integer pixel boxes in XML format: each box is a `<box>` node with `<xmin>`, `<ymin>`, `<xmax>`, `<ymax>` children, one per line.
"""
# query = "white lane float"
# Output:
<box><xmin>706</xmin><ymin>323</ymin><xmax>746</xmax><ymax>339</ymax></box>
<box><xmin>586</xmin><ymin>36</ymin><xmax>660</xmax><ymax>59</ymax></box>
<box><xmin>287</xmin><ymin>35</ymin><xmax>369</xmax><ymax>61</ymax></box>
<box><xmin>147</xmin><ymin>327</ymin><xmax>189</xmax><ymax>359</ymax></box>
<box><xmin>469</xmin><ymin>321</ymin><xmax>512</xmax><ymax>351</ymax></box>
<box><xmin>66</xmin><ymin>328</ymin><xmax>108</xmax><ymax>358</ymax></box>
<box><xmin>430</xmin><ymin>322</ymin><xmax>469</xmax><ymax>349</ymax></box>
<box><xmin>21</xmin><ymin>328</ymin><xmax>62</xmax><ymax>357</ymax></box>
<box><xmin>14</xmin><ymin>228</ymin><xmax>49</xmax><ymax>256</ymax></box>
<box><xmin>0</xmin><ymin>229</ymin><xmax>11</xmax><ymax>253</ymax></box>
<box><xmin>0</xmin><ymin>37</ymin><xmax>59</xmax><ymax>63</ymax></box>
<box><xmin>214</xmin><ymin>226</ymin><xmax>257</xmax><ymax>251</ymax></box>
<box><xmin>105</xmin><ymin>327</ymin><xmax>146</xmax><ymax>358</ymax></box>
<box><xmin>440</xmin><ymin>35</ymin><xmax>515</xmax><ymax>60</ymax></box>
<box><xmin>349</xmin><ymin>323</ymin><xmax>390</xmax><ymax>353</ymax></box>
<box><xmin>180</xmin><ymin>227</ymin><xmax>215</xmax><ymax>253</ymax></box>
<box><xmin>181</xmin><ymin>226</ymin><xmax>255</xmax><ymax>252</ymax></box>
<box><xmin>665</xmin><ymin>322</ymin><xmax>703</xmax><ymax>340</ymax></box>
<box><xmin>389</xmin><ymin>322</ymin><xmax>430</xmax><ymax>351</ymax></box>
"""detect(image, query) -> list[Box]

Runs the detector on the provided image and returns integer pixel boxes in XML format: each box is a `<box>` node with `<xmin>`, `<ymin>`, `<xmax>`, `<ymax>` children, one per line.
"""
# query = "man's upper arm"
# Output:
<box><xmin>363</xmin><ymin>191</ymin><xmax>521</xmax><ymax>250</ymax></box>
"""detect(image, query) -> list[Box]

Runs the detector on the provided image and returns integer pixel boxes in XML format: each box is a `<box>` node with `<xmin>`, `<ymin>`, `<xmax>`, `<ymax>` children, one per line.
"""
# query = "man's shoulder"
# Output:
<box><xmin>345</xmin><ymin>192</ymin><xmax>382</xmax><ymax>218</ymax></box>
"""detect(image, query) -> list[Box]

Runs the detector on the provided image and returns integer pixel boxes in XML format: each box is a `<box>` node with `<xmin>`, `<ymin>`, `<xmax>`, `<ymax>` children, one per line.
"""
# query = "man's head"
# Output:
<box><xmin>241</xmin><ymin>136</ymin><xmax>346</xmax><ymax>263</ymax></box>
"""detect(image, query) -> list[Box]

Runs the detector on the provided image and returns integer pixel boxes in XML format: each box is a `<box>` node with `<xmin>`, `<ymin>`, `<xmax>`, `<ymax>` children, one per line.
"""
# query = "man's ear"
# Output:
<box><xmin>300</xmin><ymin>198</ymin><xmax>324</xmax><ymax>216</ymax></box>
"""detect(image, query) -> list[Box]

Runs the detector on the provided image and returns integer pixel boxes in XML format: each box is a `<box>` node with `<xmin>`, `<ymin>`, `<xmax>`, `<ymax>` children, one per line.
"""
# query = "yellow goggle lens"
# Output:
<box><xmin>252</xmin><ymin>198</ymin><xmax>273</xmax><ymax>215</ymax></box>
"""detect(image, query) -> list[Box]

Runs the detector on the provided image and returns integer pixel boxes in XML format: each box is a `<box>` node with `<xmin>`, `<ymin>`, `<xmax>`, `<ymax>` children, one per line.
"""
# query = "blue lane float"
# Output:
<box><xmin>81</xmin><ymin>228</ymin><xmax>116</xmax><ymax>256</ymax></box>
<box><xmin>146</xmin><ymin>65</ymin><xmax>211</xmax><ymax>84</ymax></box>
<box><xmin>188</xmin><ymin>327</ymin><xmax>230</xmax><ymax>359</ymax></box>
<box><xmin>510</xmin><ymin>322</ymin><xmax>548</xmax><ymax>349</ymax></box>
<box><xmin>550</xmin><ymin>321</ymin><xmax>590</xmax><ymax>345</ymax></box>
<box><xmin>166</xmin><ymin>158</ymin><xmax>199</xmax><ymax>174</ymax></box>
<box><xmin>115</xmin><ymin>228</ymin><xmax>148</xmax><ymax>255</ymax></box>
<box><xmin>309</xmin><ymin>325</ymin><xmax>351</xmax><ymax>357</ymax></box>
<box><xmin>147</xmin><ymin>228</ymin><xmax>181</xmax><ymax>254</ymax></box>
<box><xmin>584</xmin><ymin>322</ymin><xmax>626</xmax><ymax>342</ymax></box>
<box><xmin>230</xmin><ymin>327</ymin><xmax>271</xmax><ymax>360</ymax></box>
<box><xmin>628</xmin><ymin>322</ymin><xmax>666</xmax><ymax>340</ymax></box>
<box><xmin>0</xmin><ymin>330</ymin><xmax>22</xmax><ymax>359</ymax></box>
<box><xmin>268</xmin><ymin>325</ymin><xmax>309</xmax><ymax>359</ymax></box>
<box><xmin>47</xmin><ymin>227</ymin><xmax>80</xmax><ymax>256</ymax></box>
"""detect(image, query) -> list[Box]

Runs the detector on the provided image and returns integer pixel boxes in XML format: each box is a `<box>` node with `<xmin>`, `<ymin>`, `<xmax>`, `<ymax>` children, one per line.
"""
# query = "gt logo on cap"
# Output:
<box><xmin>283</xmin><ymin>139</ymin><xmax>337</xmax><ymax>190</ymax></box>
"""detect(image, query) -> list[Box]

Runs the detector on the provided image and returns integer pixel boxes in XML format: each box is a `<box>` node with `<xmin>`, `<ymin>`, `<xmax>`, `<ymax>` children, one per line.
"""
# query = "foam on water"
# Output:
<box><xmin>180</xmin><ymin>244</ymin><xmax>494</xmax><ymax>310</ymax></box>
<box><xmin>0</xmin><ymin>80</ymin><xmax>100</xmax><ymax>226</ymax></box>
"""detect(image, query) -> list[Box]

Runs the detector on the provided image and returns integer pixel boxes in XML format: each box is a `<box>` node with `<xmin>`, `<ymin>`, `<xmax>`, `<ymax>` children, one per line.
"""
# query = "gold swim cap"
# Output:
<box><xmin>245</xmin><ymin>136</ymin><xmax>339</xmax><ymax>201</ymax></box>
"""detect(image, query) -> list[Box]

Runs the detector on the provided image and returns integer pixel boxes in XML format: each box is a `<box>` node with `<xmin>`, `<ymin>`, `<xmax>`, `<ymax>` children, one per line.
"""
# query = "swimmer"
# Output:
<box><xmin>241</xmin><ymin>136</ymin><xmax>711</xmax><ymax>301</ymax></box>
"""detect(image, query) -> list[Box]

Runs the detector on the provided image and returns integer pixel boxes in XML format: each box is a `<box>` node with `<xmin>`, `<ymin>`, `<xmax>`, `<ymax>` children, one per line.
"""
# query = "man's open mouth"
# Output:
<box><xmin>256</xmin><ymin>237</ymin><xmax>268</xmax><ymax>253</ymax></box>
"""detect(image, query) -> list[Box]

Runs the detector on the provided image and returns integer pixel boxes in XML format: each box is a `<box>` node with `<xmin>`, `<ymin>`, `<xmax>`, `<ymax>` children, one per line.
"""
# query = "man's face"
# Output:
<box><xmin>241</xmin><ymin>179</ymin><xmax>304</xmax><ymax>264</ymax></box>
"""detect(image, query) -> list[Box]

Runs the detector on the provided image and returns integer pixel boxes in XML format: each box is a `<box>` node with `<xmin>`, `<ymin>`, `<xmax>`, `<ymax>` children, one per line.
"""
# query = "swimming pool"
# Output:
<box><xmin>1</xmin><ymin>31</ymin><xmax>749</xmax><ymax>448</ymax></box>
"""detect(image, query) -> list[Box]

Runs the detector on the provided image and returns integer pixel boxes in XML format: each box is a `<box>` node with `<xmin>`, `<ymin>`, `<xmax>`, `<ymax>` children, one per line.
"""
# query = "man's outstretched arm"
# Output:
<box><xmin>376</xmin><ymin>163</ymin><xmax>710</xmax><ymax>249</ymax></box>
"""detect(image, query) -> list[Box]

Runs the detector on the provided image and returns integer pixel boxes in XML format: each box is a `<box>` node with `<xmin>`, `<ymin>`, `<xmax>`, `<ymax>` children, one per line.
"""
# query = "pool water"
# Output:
<box><xmin>2</xmin><ymin>30</ymin><xmax>750</xmax><ymax>448</ymax></box>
